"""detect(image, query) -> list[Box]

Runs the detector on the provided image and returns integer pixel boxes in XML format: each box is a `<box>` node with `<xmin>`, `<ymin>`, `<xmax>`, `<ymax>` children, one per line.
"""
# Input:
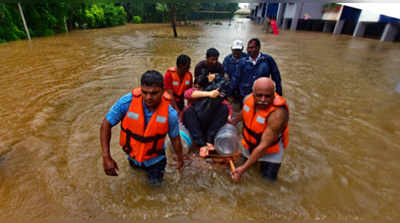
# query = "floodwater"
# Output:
<box><xmin>1</xmin><ymin>18</ymin><xmax>400</xmax><ymax>223</ymax></box>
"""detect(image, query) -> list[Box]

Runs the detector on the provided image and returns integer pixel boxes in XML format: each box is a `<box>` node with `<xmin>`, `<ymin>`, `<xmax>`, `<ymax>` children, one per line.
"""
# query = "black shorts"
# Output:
<box><xmin>129</xmin><ymin>158</ymin><xmax>167</xmax><ymax>186</ymax></box>
<box><xmin>259</xmin><ymin>161</ymin><xmax>281</xmax><ymax>181</ymax></box>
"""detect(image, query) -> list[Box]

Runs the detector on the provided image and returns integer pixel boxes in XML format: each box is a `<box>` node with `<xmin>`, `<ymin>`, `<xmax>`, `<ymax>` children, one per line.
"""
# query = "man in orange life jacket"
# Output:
<box><xmin>164</xmin><ymin>54</ymin><xmax>193</xmax><ymax>113</ymax></box>
<box><xmin>100</xmin><ymin>70</ymin><xmax>184</xmax><ymax>185</ymax></box>
<box><xmin>231</xmin><ymin>77</ymin><xmax>289</xmax><ymax>182</ymax></box>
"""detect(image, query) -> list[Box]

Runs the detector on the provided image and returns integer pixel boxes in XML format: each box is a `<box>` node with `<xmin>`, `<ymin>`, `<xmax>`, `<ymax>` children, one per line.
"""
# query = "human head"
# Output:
<box><xmin>176</xmin><ymin>54</ymin><xmax>191</xmax><ymax>76</ymax></box>
<box><xmin>252</xmin><ymin>77</ymin><xmax>275</xmax><ymax>110</ymax></box>
<box><xmin>208</xmin><ymin>73</ymin><xmax>216</xmax><ymax>82</ymax></box>
<box><xmin>140</xmin><ymin>70</ymin><xmax>164</xmax><ymax>109</ymax></box>
<box><xmin>206</xmin><ymin>48</ymin><xmax>219</xmax><ymax>69</ymax></box>
<box><xmin>247</xmin><ymin>38</ymin><xmax>261</xmax><ymax>59</ymax></box>
<box><xmin>194</xmin><ymin>74</ymin><xmax>208</xmax><ymax>89</ymax></box>
<box><xmin>231</xmin><ymin>40</ymin><xmax>244</xmax><ymax>60</ymax></box>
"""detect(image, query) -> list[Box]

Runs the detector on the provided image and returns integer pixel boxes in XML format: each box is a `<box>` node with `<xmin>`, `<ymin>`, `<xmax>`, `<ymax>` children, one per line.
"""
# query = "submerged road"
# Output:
<box><xmin>1</xmin><ymin>18</ymin><xmax>400</xmax><ymax>222</ymax></box>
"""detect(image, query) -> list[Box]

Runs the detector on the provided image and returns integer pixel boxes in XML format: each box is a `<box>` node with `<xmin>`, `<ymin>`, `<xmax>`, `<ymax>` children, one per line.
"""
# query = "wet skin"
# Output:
<box><xmin>141</xmin><ymin>84</ymin><xmax>163</xmax><ymax>111</ymax></box>
<box><xmin>247</xmin><ymin>40</ymin><xmax>260</xmax><ymax>60</ymax></box>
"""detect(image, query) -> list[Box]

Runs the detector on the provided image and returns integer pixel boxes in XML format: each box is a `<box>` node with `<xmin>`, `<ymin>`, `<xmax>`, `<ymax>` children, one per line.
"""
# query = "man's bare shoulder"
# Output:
<box><xmin>268</xmin><ymin>107</ymin><xmax>288</xmax><ymax>130</ymax></box>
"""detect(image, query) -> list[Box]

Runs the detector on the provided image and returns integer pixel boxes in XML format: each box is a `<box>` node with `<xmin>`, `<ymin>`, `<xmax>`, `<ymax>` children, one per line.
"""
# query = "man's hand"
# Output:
<box><xmin>176</xmin><ymin>156</ymin><xmax>184</xmax><ymax>170</ymax></box>
<box><xmin>170</xmin><ymin>135</ymin><xmax>184</xmax><ymax>170</ymax></box>
<box><xmin>100</xmin><ymin>118</ymin><xmax>118</xmax><ymax>176</ymax></box>
<box><xmin>208</xmin><ymin>89</ymin><xmax>220</xmax><ymax>98</ymax></box>
<box><xmin>231</xmin><ymin>165</ymin><xmax>246</xmax><ymax>182</ymax></box>
<box><xmin>227</xmin><ymin>115</ymin><xmax>234</xmax><ymax>125</ymax></box>
<box><xmin>228</xmin><ymin>112</ymin><xmax>242</xmax><ymax>126</ymax></box>
<box><xmin>103</xmin><ymin>156</ymin><xmax>119</xmax><ymax>176</ymax></box>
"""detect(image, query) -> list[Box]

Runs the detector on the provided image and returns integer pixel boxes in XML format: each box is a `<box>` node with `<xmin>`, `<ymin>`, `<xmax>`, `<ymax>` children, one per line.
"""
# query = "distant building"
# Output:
<box><xmin>248</xmin><ymin>2</ymin><xmax>400</xmax><ymax>42</ymax></box>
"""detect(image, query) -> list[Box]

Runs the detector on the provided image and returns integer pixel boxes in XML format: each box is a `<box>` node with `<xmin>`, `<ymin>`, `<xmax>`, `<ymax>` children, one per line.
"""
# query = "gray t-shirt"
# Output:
<box><xmin>241</xmin><ymin>140</ymin><xmax>284</xmax><ymax>164</ymax></box>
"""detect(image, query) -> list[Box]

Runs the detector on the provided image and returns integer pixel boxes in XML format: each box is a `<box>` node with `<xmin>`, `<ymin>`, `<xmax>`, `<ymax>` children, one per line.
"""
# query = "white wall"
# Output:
<box><xmin>322</xmin><ymin>12</ymin><xmax>340</xmax><ymax>21</ymax></box>
<box><xmin>301</xmin><ymin>3</ymin><xmax>325</xmax><ymax>19</ymax></box>
<box><xmin>284</xmin><ymin>3</ymin><xmax>296</xmax><ymax>18</ymax></box>
<box><xmin>248</xmin><ymin>3</ymin><xmax>257</xmax><ymax>10</ymax></box>
<box><xmin>358</xmin><ymin>10</ymin><xmax>380</xmax><ymax>22</ymax></box>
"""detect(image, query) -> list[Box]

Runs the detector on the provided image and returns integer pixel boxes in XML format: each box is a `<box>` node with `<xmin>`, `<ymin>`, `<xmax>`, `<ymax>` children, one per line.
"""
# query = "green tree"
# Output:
<box><xmin>156</xmin><ymin>0</ymin><xmax>237</xmax><ymax>37</ymax></box>
<box><xmin>155</xmin><ymin>2</ymin><xmax>168</xmax><ymax>22</ymax></box>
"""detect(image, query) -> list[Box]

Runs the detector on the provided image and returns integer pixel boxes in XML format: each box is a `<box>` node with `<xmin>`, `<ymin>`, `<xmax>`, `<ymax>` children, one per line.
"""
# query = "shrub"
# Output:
<box><xmin>103</xmin><ymin>4</ymin><xmax>127</xmax><ymax>27</ymax></box>
<box><xmin>85</xmin><ymin>4</ymin><xmax>105</xmax><ymax>28</ymax></box>
<box><xmin>133</xmin><ymin>15</ymin><xmax>142</xmax><ymax>24</ymax></box>
<box><xmin>0</xmin><ymin>3</ymin><xmax>26</xmax><ymax>41</ymax></box>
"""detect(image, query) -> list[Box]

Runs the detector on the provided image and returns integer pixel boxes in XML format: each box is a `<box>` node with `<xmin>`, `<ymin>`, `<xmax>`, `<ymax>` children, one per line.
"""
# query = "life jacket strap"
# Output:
<box><xmin>243</xmin><ymin>121</ymin><xmax>262</xmax><ymax>142</ymax></box>
<box><xmin>173</xmin><ymin>93</ymin><xmax>184</xmax><ymax>101</ymax></box>
<box><xmin>121</xmin><ymin>126</ymin><xmax>167</xmax><ymax>158</ymax></box>
<box><xmin>242</xmin><ymin>121</ymin><xmax>281</xmax><ymax>154</ymax></box>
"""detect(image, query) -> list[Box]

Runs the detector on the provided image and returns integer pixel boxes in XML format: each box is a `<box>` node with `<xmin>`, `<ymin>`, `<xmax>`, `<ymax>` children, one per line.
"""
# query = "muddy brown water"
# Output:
<box><xmin>1</xmin><ymin>18</ymin><xmax>400</xmax><ymax>222</ymax></box>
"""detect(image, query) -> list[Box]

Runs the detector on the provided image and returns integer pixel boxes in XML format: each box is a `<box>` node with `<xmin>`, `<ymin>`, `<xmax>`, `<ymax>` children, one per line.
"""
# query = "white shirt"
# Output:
<box><xmin>248</xmin><ymin>53</ymin><xmax>261</xmax><ymax>65</ymax></box>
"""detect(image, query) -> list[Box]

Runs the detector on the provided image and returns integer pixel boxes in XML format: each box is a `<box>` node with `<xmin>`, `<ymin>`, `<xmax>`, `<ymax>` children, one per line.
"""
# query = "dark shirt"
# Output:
<box><xmin>194</xmin><ymin>60</ymin><xmax>224</xmax><ymax>79</ymax></box>
<box><xmin>231</xmin><ymin>52</ymin><xmax>282</xmax><ymax>98</ymax></box>
<box><xmin>223</xmin><ymin>52</ymin><xmax>247</xmax><ymax>80</ymax></box>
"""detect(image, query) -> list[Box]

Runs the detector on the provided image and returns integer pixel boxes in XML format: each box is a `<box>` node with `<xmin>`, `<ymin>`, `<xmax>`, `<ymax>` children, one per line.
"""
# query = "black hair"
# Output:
<box><xmin>248</xmin><ymin>38</ymin><xmax>261</xmax><ymax>48</ymax></box>
<box><xmin>206</xmin><ymin>48</ymin><xmax>219</xmax><ymax>58</ymax></box>
<box><xmin>176</xmin><ymin>54</ymin><xmax>191</xmax><ymax>67</ymax></box>
<box><xmin>194</xmin><ymin>74</ymin><xmax>208</xmax><ymax>89</ymax></box>
<box><xmin>140</xmin><ymin>70</ymin><xmax>164</xmax><ymax>88</ymax></box>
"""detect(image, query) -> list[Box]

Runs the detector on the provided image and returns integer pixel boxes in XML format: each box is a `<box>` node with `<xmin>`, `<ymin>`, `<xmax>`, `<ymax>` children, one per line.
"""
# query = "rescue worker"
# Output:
<box><xmin>194</xmin><ymin>48</ymin><xmax>224</xmax><ymax>80</ymax></box>
<box><xmin>223</xmin><ymin>40</ymin><xmax>247</xmax><ymax>105</ymax></box>
<box><xmin>231</xmin><ymin>38</ymin><xmax>283</xmax><ymax>107</ymax></box>
<box><xmin>231</xmin><ymin>77</ymin><xmax>289</xmax><ymax>182</ymax></box>
<box><xmin>164</xmin><ymin>55</ymin><xmax>193</xmax><ymax>113</ymax></box>
<box><xmin>100</xmin><ymin>70</ymin><xmax>184</xmax><ymax>185</ymax></box>
<box><xmin>223</xmin><ymin>40</ymin><xmax>247</xmax><ymax>81</ymax></box>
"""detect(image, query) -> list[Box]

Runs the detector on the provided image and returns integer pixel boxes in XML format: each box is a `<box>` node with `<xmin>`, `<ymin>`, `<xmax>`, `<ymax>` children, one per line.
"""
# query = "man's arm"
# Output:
<box><xmin>166</xmin><ymin>89</ymin><xmax>179</xmax><ymax>112</ymax></box>
<box><xmin>268</xmin><ymin>57</ymin><xmax>283</xmax><ymax>96</ymax></box>
<box><xmin>230</xmin><ymin>60</ymin><xmax>242</xmax><ymax>96</ymax></box>
<box><xmin>191</xmin><ymin>89</ymin><xmax>219</xmax><ymax>98</ymax></box>
<box><xmin>170</xmin><ymin>135</ymin><xmax>184</xmax><ymax>169</ymax></box>
<box><xmin>100</xmin><ymin>118</ymin><xmax>119</xmax><ymax>176</ymax></box>
<box><xmin>218</xmin><ymin>62</ymin><xmax>225</xmax><ymax>75</ymax></box>
<box><xmin>223</xmin><ymin>56</ymin><xmax>228</xmax><ymax>71</ymax></box>
<box><xmin>194</xmin><ymin>62</ymin><xmax>203</xmax><ymax>79</ymax></box>
<box><xmin>229</xmin><ymin>110</ymin><xmax>242</xmax><ymax>125</ymax></box>
<box><xmin>100</xmin><ymin>93</ymin><xmax>131</xmax><ymax>176</ymax></box>
<box><xmin>231</xmin><ymin>107</ymin><xmax>288</xmax><ymax>182</ymax></box>
<box><xmin>229</xmin><ymin>95</ymin><xmax>247</xmax><ymax>125</ymax></box>
<box><xmin>167</xmin><ymin>106</ymin><xmax>184</xmax><ymax>169</ymax></box>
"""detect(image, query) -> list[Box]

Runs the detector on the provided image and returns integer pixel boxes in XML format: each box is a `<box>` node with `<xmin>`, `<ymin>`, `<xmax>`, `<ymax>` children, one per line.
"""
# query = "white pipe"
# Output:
<box><xmin>17</xmin><ymin>2</ymin><xmax>31</xmax><ymax>40</ymax></box>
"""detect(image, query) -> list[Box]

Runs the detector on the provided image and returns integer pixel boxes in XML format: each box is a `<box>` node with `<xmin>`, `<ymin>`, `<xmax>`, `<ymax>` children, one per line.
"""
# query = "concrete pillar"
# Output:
<box><xmin>258</xmin><ymin>3</ymin><xmax>265</xmax><ymax>24</ymax></box>
<box><xmin>353</xmin><ymin>21</ymin><xmax>367</xmax><ymax>37</ymax></box>
<box><xmin>263</xmin><ymin>3</ymin><xmax>268</xmax><ymax>24</ymax></box>
<box><xmin>322</xmin><ymin>21</ymin><xmax>330</xmax><ymax>33</ymax></box>
<box><xmin>256</xmin><ymin>5</ymin><xmax>260</xmax><ymax>23</ymax></box>
<box><xmin>276</xmin><ymin>3</ymin><xmax>285</xmax><ymax>27</ymax></box>
<box><xmin>333</xmin><ymin>20</ymin><xmax>345</xmax><ymax>35</ymax></box>
<box><xmin>290</xmin><ymin>2</ymin><xmax>303</xmax><ymax>31</ymax></box>
<box><xmin>381</xmin><ymin>23</ymin><xmax>399</xmax><ymax>42</ymax></box>
<box><xmin>282</xmin><ymin>18</ymin><xmax>289</xmax><ymax>30</ymax></box>
<box><xmin>253</xmin><ymin>6</ymin><xmax>258</xmax><ymax>20</ymax></box>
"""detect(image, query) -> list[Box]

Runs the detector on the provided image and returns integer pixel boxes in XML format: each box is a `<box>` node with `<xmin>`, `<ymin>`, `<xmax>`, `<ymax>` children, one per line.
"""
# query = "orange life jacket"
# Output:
<box><xmin>119</xmin><ymin>87</ymin><xmax>171</xmax><ymax>162</ymax></box>
<box><xmin>242</xmin><ymin>93</ymin><xmax>289</xmax><ymax>154</ymax></box>
<box><xmin>168</xmin><ymin>67</ymin><xmax>192</xmax><ymax>102</ymax></box>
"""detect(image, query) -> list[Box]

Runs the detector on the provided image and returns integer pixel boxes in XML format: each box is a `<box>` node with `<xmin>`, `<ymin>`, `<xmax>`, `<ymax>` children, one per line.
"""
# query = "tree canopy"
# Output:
<box><xmin>0</xmin><ymin>0</ymin><xmax>238</xmax><ymax>42</ymax></box>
